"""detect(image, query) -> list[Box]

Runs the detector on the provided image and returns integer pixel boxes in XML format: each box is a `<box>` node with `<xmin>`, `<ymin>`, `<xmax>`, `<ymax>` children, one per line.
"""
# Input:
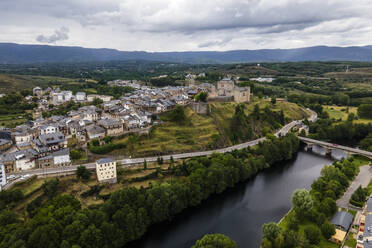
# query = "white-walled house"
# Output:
<box><xmin>39</xmin><ymin>124</ymin><xmax>58</xmax><ymax>135</ymax></box>
<box><xmin>52</xmin><ymin>149</ymin><xmax>71</xmax><ymax>167</ymax></box>
<box><xmin>96</xmin><ymin>158</ymin><xmax>117</xmax><ymax>183</ymax></box>
<box><xmin>76</xmin><ymin>92</ymin><xmax>86</xmax><ymax>101</ymax></box>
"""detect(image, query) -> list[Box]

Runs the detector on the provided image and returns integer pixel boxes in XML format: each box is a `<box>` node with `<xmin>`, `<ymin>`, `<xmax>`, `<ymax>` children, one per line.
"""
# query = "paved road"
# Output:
<box><xmin>7</xmin><ymin>109</ymin><xmax>318</xmax><ymax>182</ymax></box>
<box><xmin>337</xmin><ymin>164</ymin><xmax>372</xmax><ymax>208</ymax></box>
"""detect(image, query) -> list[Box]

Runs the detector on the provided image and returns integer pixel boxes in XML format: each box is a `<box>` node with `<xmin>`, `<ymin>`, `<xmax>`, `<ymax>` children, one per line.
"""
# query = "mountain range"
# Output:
<box><xmin>1</xmin><ymin>43</ymin><xmax>372</xmax><ymax>64</ymax></box>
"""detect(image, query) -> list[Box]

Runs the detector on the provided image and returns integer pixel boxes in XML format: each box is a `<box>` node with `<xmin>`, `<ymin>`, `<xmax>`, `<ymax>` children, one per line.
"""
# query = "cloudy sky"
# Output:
<box><xmin>1</xmin><ymin>0</ymin><xmax>372</xmax><ymax>52</ymax></box>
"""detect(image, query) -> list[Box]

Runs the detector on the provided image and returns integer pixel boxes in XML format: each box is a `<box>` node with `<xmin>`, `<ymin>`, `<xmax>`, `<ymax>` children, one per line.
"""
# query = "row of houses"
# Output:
<box><xmin>357</xmin><ymin>198</ymin><xmax>372</xmax><ymax>248</ymax></box>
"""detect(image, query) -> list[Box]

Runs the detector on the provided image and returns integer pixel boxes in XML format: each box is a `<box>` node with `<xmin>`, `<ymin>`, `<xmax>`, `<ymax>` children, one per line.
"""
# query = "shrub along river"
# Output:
<box><xmin>132</xmin><ymin>145</ymin><xmax>346</xmax><ymax>248</ymax></box>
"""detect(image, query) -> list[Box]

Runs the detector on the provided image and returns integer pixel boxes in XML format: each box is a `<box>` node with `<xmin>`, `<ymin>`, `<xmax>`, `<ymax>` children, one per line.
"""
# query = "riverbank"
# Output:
<box><xmin>273</xmin><ymin>156</ymin><xmax>371</xmax><ymax>248</ymax></box>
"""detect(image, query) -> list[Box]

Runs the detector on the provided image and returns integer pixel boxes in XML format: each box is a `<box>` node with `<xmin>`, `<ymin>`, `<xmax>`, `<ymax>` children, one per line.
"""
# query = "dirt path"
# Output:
<box><xmin>337</xmin><ymin>164</ymin><xmax>372</xmax><ymax>208</ymax></box>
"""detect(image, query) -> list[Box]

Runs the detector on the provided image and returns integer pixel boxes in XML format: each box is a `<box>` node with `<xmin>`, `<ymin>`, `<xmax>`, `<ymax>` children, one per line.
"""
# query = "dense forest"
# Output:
<box><xmin>0</xmin><ymin>134</ymin><xmax>299</xmax><ymax>248</ymax></box>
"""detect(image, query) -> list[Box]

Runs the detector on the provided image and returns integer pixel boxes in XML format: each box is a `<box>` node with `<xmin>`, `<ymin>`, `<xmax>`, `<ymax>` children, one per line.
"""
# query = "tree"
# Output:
<box><xmin>192</xmin><ymin>233</ymin><xmax>236</xmax><ymax>248</ymax></box>
<box><xmin>291</xmin><ymin>189</ymin><xmax>313</xmax><ymax>220</ymax></box>
<box><xmin>169</xmin><ymin>105</ymin><xmax>187</xmax><ymax>124</ymax></box>
<box><xmin>70</xmin><ymin>149</ymin><xmax>83</xmax><ymax>160</ymax></box>
<box><xmin>271</xmin><ymin>97</ymin><xmax>276</xmax><ymax>105</ymax></box>
<box><xmin>304</xmin><ymin>225</ymin><xmax>321</xmax><ymax>245</ymax></box>
<box><xmin>321</xmin><ymin>221</ymin><xmax>336</xmax><ymax>239</ymax></box>
<box><xmin>92</xmin><ymin>97</ymin><xmax>103</xmax><ymax>106</ymax></box>
<box><xmin>76</xmin><ymin>165</ymin><xmax>91</xmax><ymax>180</ymax></box>
<box><xmin>42</xmin><ymin>179</ymin><xmax>59</xmax><ymax>199</ymax></box>
<box><xmin>143</xmin><ymin>159</ymin><xmax>147</xmax><ymax>170</ymax></box>
<box><xmin>195</xmin><ymin>92</ymin><xmax>208</xmax><ymax>102</ymax></box>
<box><xmin>262</xmin><ymin>222</ymin><xmax>282</xmax><ymax>242</ymax></box>
<box><xmin>358</xmin><ymin>104</ymin><xmax>372</xmax><ymax>119</ymax></box>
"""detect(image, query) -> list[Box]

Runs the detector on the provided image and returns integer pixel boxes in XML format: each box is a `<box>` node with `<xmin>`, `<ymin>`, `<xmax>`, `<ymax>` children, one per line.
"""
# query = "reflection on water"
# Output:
<box><xmin>131</xmin><ymin>148</ymin><xmax>334</xmax><ymax>248</ymax></box>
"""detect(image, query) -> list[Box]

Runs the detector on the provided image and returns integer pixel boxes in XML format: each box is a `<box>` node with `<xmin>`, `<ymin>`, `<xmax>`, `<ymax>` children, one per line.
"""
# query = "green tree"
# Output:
<box><xmin>70</xmin><ymin>149</ymin><xmax>83</xmax><ymax>160</ymax></box>
<box><xmin>271</xmin><ymin>97</ymin><xmax>276</xmax><ymax>105</ymax></box>
<box><xmin>304</xmin><ymin>225</ymin><xmax>321</xmax><ymax>245</ymax></box>
<box><xmin>76</xmin><ymin>165</ymin><xmax>91</xmax><ymax>180</ymax></box>
<box><xmin>194</xmin><ymin>92</ymin><xmax>208</xmax><ymax>102</ymax></box>
<box><xmin>42</xmin><ymin>179</ymin><xmax>59</xmax><ymax>199</ymax></box>
<box><xmin>262</xmin><ymin>222</ymin><xmax>282</xmax><ymax>242</ymax></box>
<box><xmin>143</xmin><ymin>159</ymin><xmax>147</xmax><ymax>170</ymax></box>
<box><xmin>192</xmin><ymin>233</ymin><xmax>236</xmax><ymax>248</ymax></box>
<box><xmin>321</xmin><ymin>221</ymin><xmax>336</xmax><ymax>239</ymax></box>
<box><xmin>291</xmin><ymin>189</ymin><xmax>313</xmax><ymax>220</ymax></box>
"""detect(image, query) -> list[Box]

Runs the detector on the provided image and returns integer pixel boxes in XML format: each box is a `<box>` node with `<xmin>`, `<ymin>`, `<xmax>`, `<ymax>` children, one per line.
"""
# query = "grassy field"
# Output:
<box><xmin>0</xmin><ymin>113</ymin><xmax>28</xmax><ymax>127</ymax></box>
<box><xmin>0</xmin><ymin>73</ymin><xmax>81</xmax><ymax>93</ymax></box>
<box><xmin>279</xmin><ymin>210</ymin><xmax>339</xmax><ymax>248</ymax></box>
<box><xmin>108</xmin><ymin>99</ymin><xmax>310</xmax><ymax>157</ymax></box>
<box><xmin>323</xmin><ymin>105</ymin><xmax>372</xmax><ymax>124</ymax></box>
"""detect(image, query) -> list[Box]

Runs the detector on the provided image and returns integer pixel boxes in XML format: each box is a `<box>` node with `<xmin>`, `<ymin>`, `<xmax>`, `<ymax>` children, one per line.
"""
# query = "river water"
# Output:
<box><xmin>132</xmin><ymin>146</ymin><xmax>346</xmax><ymax>248</ymax></box>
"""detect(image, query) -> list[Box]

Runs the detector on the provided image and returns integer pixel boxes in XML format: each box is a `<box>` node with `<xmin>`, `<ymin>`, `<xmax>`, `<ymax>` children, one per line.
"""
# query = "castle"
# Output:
<box><xmin>204</xmin><ymin>78</ymin><xmax>251</xmax><ymax>103</ymax></box>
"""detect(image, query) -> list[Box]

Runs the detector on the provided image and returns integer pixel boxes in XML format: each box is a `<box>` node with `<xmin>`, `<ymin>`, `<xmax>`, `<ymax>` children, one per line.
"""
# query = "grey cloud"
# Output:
<box><xmin>198</xmin><ymin>37</ymin><xmax>233</xmax><ymax>48</ymax></box>
<box><xmin>36</xmin><ymin>27</ymin><xmax>69</xmax><ymax>43</ymax></box>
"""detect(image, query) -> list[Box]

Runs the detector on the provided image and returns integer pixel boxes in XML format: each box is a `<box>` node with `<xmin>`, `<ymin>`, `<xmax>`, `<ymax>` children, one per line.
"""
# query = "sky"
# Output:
<box><xmin>1</xmin><ymin>0</ymin><xmax>372</xmax><ymax>52</ymax></box>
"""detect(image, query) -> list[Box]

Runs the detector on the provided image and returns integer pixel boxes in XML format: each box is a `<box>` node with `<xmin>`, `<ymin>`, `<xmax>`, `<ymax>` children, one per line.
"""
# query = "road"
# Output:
<box><xmin>336</xmin><ymin>164</ymin><xmax>372</xmax><ymax>208</ymax></box>
<box><xmin>7</xmin><ymin>109</ymin><xmax>318</xmax><ymax>181</ymax></box>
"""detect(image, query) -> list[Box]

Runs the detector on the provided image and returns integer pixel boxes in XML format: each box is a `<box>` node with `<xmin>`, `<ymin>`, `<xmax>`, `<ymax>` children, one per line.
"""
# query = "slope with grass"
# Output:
<box><xmin>0</xmin><ymin>73</ymin><xmax>80</xmax><ymax>93</ymax></box>
<box><xmin>106</xmin><ymin>99</ymin><xmax>310</xmax><ymax>157</ymax></box>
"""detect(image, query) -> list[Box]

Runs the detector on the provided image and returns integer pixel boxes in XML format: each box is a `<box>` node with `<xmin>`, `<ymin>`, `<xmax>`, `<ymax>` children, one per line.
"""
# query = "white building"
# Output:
<box><xmin>15</xmin><ymin>154</ymin><xmax>35</xmax><ymax>171</ymax></box>
<box><xmin>96</xmin><ymin>158</ymin><xmax>117</xmax><ymax>183</ymax></box>
<box><xmin>52</xmin><ymin>149</ymin><xmax>71</xmax><ymax>167</ymax></box>
<box><xmin>14</xmin><ymin>132</ymin><xmax>33</xmax><ymax>144</ymax></box>
<box><xmin>39</xmin><ymin>124</ymin><xmax>58</xmax><ymax>135</ymax></box>
<box><xmin>76</xmin><ymin>92</ymin><xmax>86</xmax><ymax>101</ymax></box>
<box><xmin>0</xmin><ymin>163</ymin><xmax>6</xmax><ymax>188</ymax></box>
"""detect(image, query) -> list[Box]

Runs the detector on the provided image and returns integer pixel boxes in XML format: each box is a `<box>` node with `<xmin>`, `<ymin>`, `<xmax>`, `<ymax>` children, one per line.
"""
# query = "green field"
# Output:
<box><xmin>0</xmin><ymin>73</ymin><xmax>81</xmax><ymax>93</ymax></box>
<box><xmin>0</xmin><ymin>113</ymin><xmax>28</xmax><ymax>127</ymax></box>
<box><xmin>323</xmin><ymin>105</ymin><xmax>372</xmax><ymax>124</ymax></box>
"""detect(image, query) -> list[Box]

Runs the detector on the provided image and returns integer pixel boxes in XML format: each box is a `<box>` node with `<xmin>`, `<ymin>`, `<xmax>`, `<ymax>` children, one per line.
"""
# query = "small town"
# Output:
<box><xmin>0</xmin><ymin>76</ymin><xmax>251</xmax><ymax>188</ymax></box>
<box><xmin>3</xmin><ymin>1</ymin><xmax>372</xmax><ymax>247</ymax></box>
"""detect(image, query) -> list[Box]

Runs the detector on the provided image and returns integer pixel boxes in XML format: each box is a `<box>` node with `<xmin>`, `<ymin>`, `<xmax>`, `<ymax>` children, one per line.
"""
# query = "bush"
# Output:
<box><xmin>321</xmin><ymin>221</ymin><xmax>336</xmax><ymax>239</ymax></box>
<box><xmin>76</xmin><ymin>165</ymin><xmax>91</xmax><ymax>180</ymax></box>
<box><xmin>70</xmin><ymin>149</ymin><xmax>83</xmax><ymax>160</ymax></box>
<box><xmin>304</xmin><ymin>225</ymin><xmax>321</xmax><ymax>245</ymax></box>
<box><xmin>89</xmin><ymin>142</ymin><xmax>126</xmax><ymax>154</ymax></box>
<box><xmin>192</xmin><ymin>233</ymin><xmax>236</xmax><ymax>248</ymax></box>
<box><xmin>42</xmin><ymin>179</ymin><xmax>59</xmax><ymax>199</ymax></box>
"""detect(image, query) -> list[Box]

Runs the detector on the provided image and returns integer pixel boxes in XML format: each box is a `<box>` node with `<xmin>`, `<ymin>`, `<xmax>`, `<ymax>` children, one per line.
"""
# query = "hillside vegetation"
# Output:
<box><xmin>106</xmin><ymin>99</ymin><xmax>310</xmax><ymax>157</ymax></box>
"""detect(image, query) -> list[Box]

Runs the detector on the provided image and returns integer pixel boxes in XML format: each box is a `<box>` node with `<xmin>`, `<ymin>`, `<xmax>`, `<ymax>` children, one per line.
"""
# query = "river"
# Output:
<box><xmin>132</xmin><ymin>146</ymin><xmax>347</xmax><ymax>248</ymax></box>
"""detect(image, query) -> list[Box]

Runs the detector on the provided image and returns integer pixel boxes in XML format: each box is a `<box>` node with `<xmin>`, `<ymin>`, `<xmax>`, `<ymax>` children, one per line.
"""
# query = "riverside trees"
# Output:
<box><xmin>0</xmin><ymin>134</ymin><xmax>300</xmax><ymax>248</ymax></box>
<box><xmin>262</xmin><ymin>157</ymin><xmax>358</xmax><ymax>248</ymax></box>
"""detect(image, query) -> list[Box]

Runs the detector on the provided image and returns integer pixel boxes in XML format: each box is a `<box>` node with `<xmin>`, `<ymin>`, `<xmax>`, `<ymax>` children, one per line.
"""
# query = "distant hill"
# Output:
<box><xmin>1</xmin><ymin>43</ymin><xmax>372</xmax><ymax>64</ymax></box>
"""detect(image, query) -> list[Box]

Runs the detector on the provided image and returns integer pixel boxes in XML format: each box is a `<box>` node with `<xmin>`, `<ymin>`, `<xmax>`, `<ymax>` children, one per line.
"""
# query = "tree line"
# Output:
<box><xmin>0</xmin><ymin>134</ymin><xmax>299</xmax><ymax>248</ymax></box>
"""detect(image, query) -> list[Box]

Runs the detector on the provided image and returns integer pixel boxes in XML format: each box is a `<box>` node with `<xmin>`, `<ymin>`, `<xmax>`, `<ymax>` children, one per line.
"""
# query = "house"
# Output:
<box><xmin>96</xmin><ymin>158</ymin><xmax>117</xmax><ymax>183</ymax></box>
<box><xmin>0</xmin><ymin>139</ymin><xmax>12</xmax><ymax>151</ymax></box>
<box><xmin>76</xmin><ymin>92</ymin><xmax>86</xmax><ymax>101</ymax></box>
<box><xmin>98</xmin><ymin>119</ymin><xmax>124</xmax><ymax>136</ymax></box>
<box><xmin>0</xmin><ymin>149</ymin><xmax>38</xmax><ymax>172</ymax></box>
<box><xmin>13</xmin><ymin>131</ymin><xmax>33</xmax><ymax>145</ymax></box>
<box><xmin>331</xmin><ymin>211</ymin><xmax>353</xmax><ymax>231</ymax></box>
<box><xmin>52</xmin><ymin>148</ymin><xmax>71</xmax><ymax>167</ymax></box>
<box><xmin>330</xmin><ymin>211</ymin><xmax>353</xmax><ymax>244</ymax></box>
<box><xmin>87</xmin><ymin>94</ymin><xmax>113</xmax><ymax>102</ymax></box>
<box><xmin>39</xmin><ymin>124</ymin><xmax>58</xmax><ymax>135</ymax></box>
<box><xmin>33</xmin><ymin>87</ymin><xmax>43</xmax><ymax>96</ymax></box>
<box><xmin>86</xmin><ymin>125</ymin><xmax>106</xmax><ymax>140</ymax></box>
<box><xmin>38</xmin><ymin>132</ymin><xmax>67</xmax><ymax>151</ymax></box>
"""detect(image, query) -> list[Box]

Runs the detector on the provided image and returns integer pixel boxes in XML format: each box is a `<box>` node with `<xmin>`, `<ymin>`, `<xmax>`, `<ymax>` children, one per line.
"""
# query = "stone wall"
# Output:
<box><xmin>191</xmin><ymin>102</ymin><xmax>210</xmax><ymax>115</ymax></box>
